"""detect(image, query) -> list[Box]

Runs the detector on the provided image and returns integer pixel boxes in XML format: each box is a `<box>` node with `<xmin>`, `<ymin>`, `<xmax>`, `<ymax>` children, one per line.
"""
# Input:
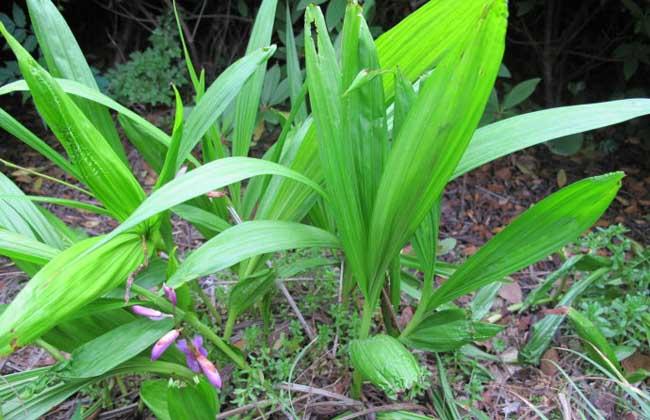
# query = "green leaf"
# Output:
<box><xmin>176</xmin><ymin>46</ymin><xmax>276</xmax><ymax>170</ymax></box>
<box><xmin>62</xmin><ymin>318</ymin><xmax>174</xmax><ymax>378</ymax></box>
<box><xmin>367</xmin><ymin>0</ymin><xmax>507</xmax><ymax>298</ymax></box>
<box><xmin>232</xmin><ymin>0</ymin><xmax>277</xmax><ymax>160</ymax></box>
<box><xmin>519</xmin><ymin>268</ymin><xmax>608</xmax><ymax>365</ymax></box>
<box><xmin>567</xmin><ymin>308</ymin><xmax>622</xmax><ymax>376</ymax></box>
<box><xmin>285</xmin><ymin>3</ymin><xmax>307</xmax><ymax>121</ymax></box>
<box><xmin>26</xmin><ymin>0</ymin><xmax>127</xmax><ymax>163</ymax></box>
<box><xmin>401</xmin><ymin>309</ymin><xmax>502</xmax><ymax>352</ymax></box>
<box><xmin>0</xmin><ymin>172</ymin><xmax>67</xmax><ymax>249</ymax></box>
<box><xmin>425</xmin><ymin>173</ymin><xmax>623</xmax><ymax>310</ymax></box>
<box><xmin>0</xmin><ymin>24</ymin><xmax>145</xmax><ymax>221</ymax></box>
<box><xmin>167</xmin><ymin>378</ymin><xmax>219</xmax><ymax>420</ymax></box>
<box><xmin>547</xmin><ymin>133</ymin><xmax>584</xmax><ymax>156</ymax></box>
<box><xmin>0</xmin><ymin>234</ymin><xmax>145</xmax><ymax>354</ymax></box>
<box><xmin>0</xmin><ymin>108</ymin><xmax>78</xmax><ymax>178</ymax></box>
<box><xmin>377</xmin><ymin>411</ymin><xmax>434</xmax><ymax>420</ymax></box>
<box><xmin>503</xmin><ymin>78</ymin><xmax>540</xmax><ymax>109</ymax></box>
<box><xmin>455</xmin><ymin>99</ymin><xmax>650</xmax><ymax>178</ymax></box>
<box><xmin>94</xmin><ymin>157</ymin><xmax>326</xmax><ymax>251</ymax></box>
<box><xmin>169</xmin><ymin>220</ymin><xmax>339</xmax><ymax>287</ymax></box>
<box><xmin>349</xmin><ymin>334</ymin><xmax>425</xmax><ymax>399</ymax></box>
<box><xmin>141</xmin><ymin>380</ymin><xmax>171</xmax><ymax>420</ymax></box>
<box><xmin>0</xmin><ymin>228</ymin><xmax>60</xmax><ymax>265</ymax></box>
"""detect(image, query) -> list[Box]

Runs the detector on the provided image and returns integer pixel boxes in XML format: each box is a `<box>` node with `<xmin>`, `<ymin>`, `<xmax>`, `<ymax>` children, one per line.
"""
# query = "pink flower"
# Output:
<box><xmin>163</xmin><ymin>284</ymin><xmax>177</xmax><ymax>306</ymax></box>
<box><xmin>151</xmin><ymin>329</ymin><xmax>180</xmax><ymax>360</ymax></box>
<box><xmin>131</xmin><ymin>305</ymin><xmax>171</xmax><ymax>321</ymax></box>
<box><xmin>176</xmin><ymin>335</ymin><xmax>222</xmax><ymax>388</ymax></box>
<box><xmin>197</xmin><ymin>354</ymin><xmax>222</xmax><ymax>388</ymax></box>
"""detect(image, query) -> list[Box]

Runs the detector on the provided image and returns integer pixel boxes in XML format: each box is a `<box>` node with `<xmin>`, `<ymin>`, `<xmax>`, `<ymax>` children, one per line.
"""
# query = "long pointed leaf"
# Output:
<box><xmin>169</xmin><ymin>220</ymin><xmax>339</xmax><ymax>287</ymax></box>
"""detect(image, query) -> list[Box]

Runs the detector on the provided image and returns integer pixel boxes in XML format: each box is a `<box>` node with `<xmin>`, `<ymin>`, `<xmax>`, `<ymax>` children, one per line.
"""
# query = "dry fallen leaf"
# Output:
<box><xmin>499</xmin><ymin>282</ymin><xmax>522</xmax><ymax>304</ymax></box>
<box><xmin>556</xmin><ymin>169</ymin><xmax>567</xmax><ymax>188</ymax></box>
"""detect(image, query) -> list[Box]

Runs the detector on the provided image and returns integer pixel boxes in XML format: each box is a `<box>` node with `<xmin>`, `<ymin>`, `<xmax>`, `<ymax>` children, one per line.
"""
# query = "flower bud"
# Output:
<box><xmin>151</xmin><ymin>329</ymin><xmax>180</xmax><ymax>360</ymax></box>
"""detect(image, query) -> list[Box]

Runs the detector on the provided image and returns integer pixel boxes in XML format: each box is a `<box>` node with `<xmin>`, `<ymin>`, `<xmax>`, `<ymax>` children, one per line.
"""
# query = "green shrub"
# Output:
<box><xmin>106</xmin><ymin>14</ymin><xmax>187</xmax><ymax>106</ymax></box>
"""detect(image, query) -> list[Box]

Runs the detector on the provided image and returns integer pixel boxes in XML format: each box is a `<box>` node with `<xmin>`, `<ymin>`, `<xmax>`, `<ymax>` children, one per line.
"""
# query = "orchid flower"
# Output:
<box><xmin>177</xmin><ymin>335</ymin><xmax>222</xmax><ymax>388</ymax></box>
<box><xmin>131</xmin><ymin>305</ymin><xmax>172</xmax><ymax>320</ymax></box>
<box><xmin>163</xmin><ymin>284</ymin><xmax>177</xmax><ymax>307</ymax></box>
<box><xmin>151</xmin><ymin>329</ymin><xmax>180</xmax><ymax>360</ymax></box>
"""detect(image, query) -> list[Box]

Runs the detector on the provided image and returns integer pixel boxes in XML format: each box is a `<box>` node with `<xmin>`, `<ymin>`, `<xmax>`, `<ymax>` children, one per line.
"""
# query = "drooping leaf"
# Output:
<box><xmin>455</xmin><ymin>99</ymin><xmax>650</xmax><ymax>178</ymax></box>
<box><xmin>0</xmin><ymin>171</ymin><xmax>67</xmax><ymax>249</ymax></box>
<box><xmin>426</xmin><ymin>173</ymin><xmax>623</xmax><ymax>310</ymax></box>
<box><xmin>169</xmin><ymin>221</ymin><xmax>339</xmax><ymax>287</ymax></box>
<box><xmin>0</xmin><ymin>234</ymin><xmax>145</xmax><ymax>354</ymax></box>
<box><xmin>0</xmin><ymin>107</ymin><xmax>78</xmax><ymax>177</ymax></box>
<box><xmin>349</xmin><ymin>334</ymin><xmax>425</xmax><ymax>399</ymax></box>
<box><xmin>62</xmin><ymin>318</ymin><xmax>174</xmax><ymax>378</ymax></box>
<box><xmin>0</xmin><ymin>24</ymin><xmax>145</xmax><ymax>221</ymax></box>
<box><xmin>93</xmin><ymin>157</ymin><xmax>326</xmax><ymax>251</ymax></box>
<box><xmin>0</xmin><ymin>228</ymin><xmax>60</xmax><ymax>265</ymax></box>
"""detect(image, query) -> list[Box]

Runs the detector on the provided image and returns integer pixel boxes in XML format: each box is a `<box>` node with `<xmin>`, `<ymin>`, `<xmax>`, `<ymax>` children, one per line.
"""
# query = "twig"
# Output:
<box><xmin>276</xmin><ymin>279</ymin><xmax>316</xmax><ymax>340</ymax></box>
<box><xmin>278</xmin><ymin>382</ymin><xmax>363</xmax><ymax>408</ymax></box>
<box><xmin>336</xmin><ymin>403</ymin><xmax>430</xmax><ymax>420</ymax></box>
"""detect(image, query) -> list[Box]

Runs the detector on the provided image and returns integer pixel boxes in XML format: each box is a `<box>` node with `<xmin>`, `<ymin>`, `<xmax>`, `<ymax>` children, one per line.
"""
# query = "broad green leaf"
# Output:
<box><xmin>167</xmin><ymin>378</ymin><xmax>219</xmax><ymax>420</ymax></box>
<box><xmin>62</xmin><ymin>318</ymin><xmax>174</xmax><ymax>378</ymax></box>
<box><xmin>0</xmin><ymin>172</ymin><xmax>66</xmax><ymax>249</ymax></box>
<box><xmin>376</xmin><ymin>0</ymin><xmax>502</xmax><ymax>97</ymax></box>
<box><xmin>547</xmin><ymin>133</ymin><xmax>584</xmax><ymax>156</ymax></box>
<box><xmin>94</xmin><ymin>157</ymin><xmax>326</xmax><ymax>251</ymax></box>
<box><xmin>519</xmin><ymin>268</ymin><xmax>608</xmax><ymax>365</ymax></box>
<box><xmin>257</xmin><ymin>0</ymin><xmax>505</xmax><ymax>229</ymax></box>
<box><xmin>470</xmin><ymin>282</ymin><xmax>503</xmax><ymax>320</ymax></box>
<box><xmin>0</xmin><ymin>25</ymin><xmax>145</xmax><ymax>221</ymax></box>
<box><xmin>0</xmin><ymin>233</ymin><xmax>145</xmax><ymax>354</ymax></box>
<box><xmin>0</xmin><ymin>107</ymin><xmax>78</xmax><ymax>177</ymax></box>
<box><xmin>455</xmin><ymin>99</ymin><xmax>650</xmax><ymax>178</ymax></box>
<box><xmin>400</xmin><ymin>309</ymin><xmax>502</xmax><ymax>352</ymax></box>
<box><xmin>172</xmin><ymin>204</ymin><xmax>230</xmax><ymax>234</ymax></box>
<box><xmin>0</xmin><ymin>228</ymin><xmax>59</xmax><ymax>265</ymax></box>
<box><xmin>176</xmin><ymin>46</ymin><xmax>276</xmax><ymax>170</ymax></box>
<box><xmin>503</xmin><ymin>77</ymin><xmax>540</xmax><ymax>109</ymax></box>
<box><xmin>232</xmin><ymin>0</ymin><xmax>277</xmax><ymax>160</ymax></box>
<box><xmin>567</xmin><ymin>308</ymin><xmax>622</xmax><ymax>376</ymax></box>
<box><xmin>305</xmin><ymin>4</ymin><xmax>369</xmax><ymax>294</ymax></box>
<box><xmin>285</xmin><ymin>2</ymin><xmax>307</xmax><ymax>121</ymax></box>
<box><xmin>0</xmin><ymin>78</ymin><xmax>191</xmax><ymax>168</ymax></box>
<box><xmin>169</xmin><ymin>220</ymin><xmax>339</xmax><ymax>287</ymax></box>
<box><xmin>349</xmin><ymin>334</ymin><xmax>425</xmax><ymax>399</ymax></box>
<box><xmin>426</xmin><ymin>173</ymin><xmax>623</xmax><ymax>310</ymax></box>
<box><xmin>26</xmin><ymin>0</ymin><xmax>126</xmax><ymax>163</ymax></box>
<box><xmin>367</xmin><ymin>1</ymin><xmax>507</xmax><ymax>297</ymax></box>
<box><xmin>141</xmin><ymin>380</ymin><xmax>171</xmax><ymax>420</ymax></box>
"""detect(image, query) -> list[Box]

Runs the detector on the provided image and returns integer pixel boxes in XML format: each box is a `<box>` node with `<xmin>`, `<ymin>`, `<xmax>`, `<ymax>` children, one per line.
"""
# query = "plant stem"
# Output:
<box><xmin>358</xmin><ymin>300</ymin><xmax>375</xmax><ymax>339</ymax></box>
<box><xmin>223</xmin><ymin>313</ymin><xmax>236</xmax><ymax>341</ymax></box>
<box><xmin>192</xmin><ymin>280</ymin><xmax>222</xmax><ymax>327</ymax></box>
<box><xmin>131</xmin><ymin>284</ymin><xmax>247</xmax><ymax>369</ymax></box>
<box><xmin>35</xmin><ymin>338</ymin><xmax>66</xmax><ymax>363</ymax></box>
